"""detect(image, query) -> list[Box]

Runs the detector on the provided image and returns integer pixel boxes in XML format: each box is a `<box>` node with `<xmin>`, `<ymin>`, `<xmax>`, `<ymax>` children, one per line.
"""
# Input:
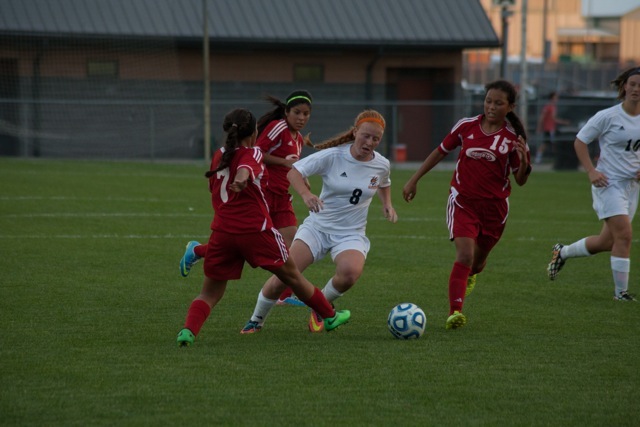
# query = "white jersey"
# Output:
<box><xmin>577</xmin><ymin>103</ymin><xmax>640</xmax><ymax>181</ymax></box>
<box><xmin>293</xmin><ymin>143</ymin><xmax>391</xmax><ymax>235</ymax></box>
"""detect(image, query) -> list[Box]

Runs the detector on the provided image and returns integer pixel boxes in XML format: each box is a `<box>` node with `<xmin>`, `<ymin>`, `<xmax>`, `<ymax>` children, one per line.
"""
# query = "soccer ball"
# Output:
<box><xmin>387</xmin><ymin>303</ymin><xmax>426</xmax><ymax>339</ymax></box>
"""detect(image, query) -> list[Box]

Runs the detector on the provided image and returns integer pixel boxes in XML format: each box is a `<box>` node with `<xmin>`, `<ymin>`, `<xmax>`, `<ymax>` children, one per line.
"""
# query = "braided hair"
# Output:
<box><xmin>311</xmin><ymin>110</ymin><xmax>386</xmax><ymax>150</ymax></box>
<box><xmin>205</xmin><ymin>108</ymin><xmax>256</xmax><ymax>177</ymax></box>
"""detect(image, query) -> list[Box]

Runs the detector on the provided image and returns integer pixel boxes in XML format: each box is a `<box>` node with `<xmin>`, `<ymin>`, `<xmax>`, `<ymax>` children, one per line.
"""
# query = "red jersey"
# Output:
<box><xmin>208</xmin><ymin>146</ymin><xmax>273</xmax><ymax>233</ymax></box>
<box><xmin>438</xmin><ymin>114</ymin><xmax>529</xmax><ymax>200</ymax></box>
<box><xmin>256</xmin><ymin>119</ymin><xmax>304</xmax><ymax>194</ymax></box>
<box><xmin>540</xmin><ymin>102</ymin><xmax>557</xmax><ymax>132</ymax></box>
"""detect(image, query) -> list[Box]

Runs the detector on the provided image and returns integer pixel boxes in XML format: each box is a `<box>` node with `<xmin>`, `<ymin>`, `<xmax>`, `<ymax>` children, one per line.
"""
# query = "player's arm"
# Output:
<box><xmin>513</xmin><ymin>135</ymin><xmax>531</xmax><ymax>186</ymax></box>
<box><xmin>288</xmin><ymin>167</ymin><xmax>323</xmax><ymax>212</ymax></box>
<box><xmin>262</xmin><ymin>153</ymin><xmax>295</xmax><ymax>168</ymax></box>
<box><xmin>229</xmin><ymin>167</ymin><xmax>251</xmax><ymax>192</ymax></box>
<box><xmin>256</xmin><ymin>123</ymin><xmax>296</xmax><ymax>168</ymax></box>
<box><xmin>377</xmin><ymin>186</ymin><xmax>398</xmax><ymax>223</ymax></box>
<box><xmin>574</xmin><ymin>137</ymin><xmax>607</xmax><ymax>187</ymax></box>
<box><xmin>402</xmin><ymin>148</ymin><xmax>447</xmax><ymax>202</ymax></box>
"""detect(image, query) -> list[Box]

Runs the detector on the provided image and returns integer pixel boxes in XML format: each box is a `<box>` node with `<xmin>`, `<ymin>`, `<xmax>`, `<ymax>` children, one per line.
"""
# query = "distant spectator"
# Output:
<box><xmin>535</xmin><ymin>91</ymin><xmax>570</xmax><ymax>164</ymax></box>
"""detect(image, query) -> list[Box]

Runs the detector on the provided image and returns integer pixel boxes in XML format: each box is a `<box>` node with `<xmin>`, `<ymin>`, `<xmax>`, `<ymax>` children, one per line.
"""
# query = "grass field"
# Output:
<box><xmin>1</xmin><ymin>157</ymin><xmax>639</xmax><ymax>426</ymax></box>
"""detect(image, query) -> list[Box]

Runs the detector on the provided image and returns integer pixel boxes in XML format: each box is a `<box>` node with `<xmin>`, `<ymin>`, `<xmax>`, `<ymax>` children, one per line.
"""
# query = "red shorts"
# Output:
<box><xmin>266</xmin><ymin>190</ymin><xmax>297</xmax><ymax>229</ymax></box>
<box><xmin>203</xmin><ymin>229</ymin><xmax>289</xmax><ymax>280</ymax></box>
<box><xmin>446</xmin><ymin>191</ymin><xmax>509</xmax><ymax>252</ymax></box>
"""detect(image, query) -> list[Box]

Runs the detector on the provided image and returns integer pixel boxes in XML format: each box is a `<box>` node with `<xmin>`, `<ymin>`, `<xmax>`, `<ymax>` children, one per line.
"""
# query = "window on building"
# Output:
<box><xmin>87</xmin><ymin>60</ymin><xmax>118</xmax><ymax>78</ymax></box>
<box><xmin>294</xmin><ymin>64</ymin><xmax>324</xmax><ymax>83</ymax></box>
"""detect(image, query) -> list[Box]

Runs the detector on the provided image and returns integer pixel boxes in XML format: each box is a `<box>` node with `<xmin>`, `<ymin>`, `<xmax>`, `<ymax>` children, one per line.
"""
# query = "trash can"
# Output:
<box><xmin>553</xmin><ymin>128</ymin><xmax>579</xmax><ymax>170</ymax></box>
<box><xmin>394</xmin><ymin>144</ymin><xmax>407</xmax><ymax>163</ymax></box>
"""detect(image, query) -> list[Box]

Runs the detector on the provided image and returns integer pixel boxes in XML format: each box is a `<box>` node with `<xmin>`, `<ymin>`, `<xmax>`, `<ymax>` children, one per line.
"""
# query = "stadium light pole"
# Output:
<box><xmin>499</xmin><ymin>2</ymin><xmax>513</xmax><ymax>79</ymax></box>
<box><xmin>519</xmin><ymin>0</ymin><xmax>528</xmax><ymax>123</ymax></box>
<box><xmin>541</xmin><ymin>0</ymin><xmax>549</xmax><ymax>85</ymax></box>
<box><xmin>203</xmin><ymin>0</ymin><xmax>211</xmax><ymax>162</ymax></box>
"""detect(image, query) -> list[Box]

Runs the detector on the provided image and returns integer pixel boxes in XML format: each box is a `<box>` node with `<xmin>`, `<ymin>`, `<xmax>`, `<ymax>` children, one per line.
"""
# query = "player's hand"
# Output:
<box><xmin>588</xmin><ymin>169</ymin><xmax>609</xmax><ymax>188</ymax></box>
<box><xmin>384</xmin><ymin>206</ymin><xmax>398</xmax><ymax>223</ymax></box>
<box><xmin>303</xmin><ymin>194</ymin><xmax>323</xmax><ymax>212</ymax></box>
<box><xmin>515</xmin><ymin>135</ymin><xmax>527</xmax><ymax>161</ymax></box>
<box><xmin>402</xmin><ymin>181</ymin><xmax>417</xmax><ymax>202</ymax></box>
<box><xmin>230</xmin><ymin>179</ymin><xmax>248</xmax><ymax>192</ymax></box>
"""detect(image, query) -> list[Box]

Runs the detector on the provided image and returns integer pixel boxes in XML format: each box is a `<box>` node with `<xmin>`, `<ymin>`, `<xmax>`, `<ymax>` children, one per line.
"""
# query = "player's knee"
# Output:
<box><xmin>335</xmin><ymin>272</ymin><xmax>360</xmax><ymax>290</ymax></box>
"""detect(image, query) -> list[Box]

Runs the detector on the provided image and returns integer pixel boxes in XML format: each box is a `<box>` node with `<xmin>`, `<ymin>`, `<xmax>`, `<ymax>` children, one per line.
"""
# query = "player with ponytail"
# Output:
<box><xmin>547</xmin><ymin>67</ymin><xmax>640</xmax><ymax>301</ymax></box>
<box><xmin>180</xmin><ymin>91</ymin><xmax>314</xmax><ymax>280</ymax></box>
<box><xmin>403</xmin><ymin>79</ymin><xmax>531</xmax><ymax>330</ymax></box>
<box><xmin>176</xmin><ymin>108</ymin><xmax>350</xmax><ymax>347</ymax></box>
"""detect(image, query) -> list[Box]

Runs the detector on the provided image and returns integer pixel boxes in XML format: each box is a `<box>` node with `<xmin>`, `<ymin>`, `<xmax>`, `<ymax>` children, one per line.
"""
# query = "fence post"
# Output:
<box><xmin>149</xmin><ymin>106</ymin><xmax>155</xmax><ymax>161</ymax></box>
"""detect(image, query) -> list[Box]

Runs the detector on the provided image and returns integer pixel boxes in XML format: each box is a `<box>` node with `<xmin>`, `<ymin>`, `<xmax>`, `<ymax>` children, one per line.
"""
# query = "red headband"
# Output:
<box><xmin>356</xmin><ymin>117</ymin><xmax>385</xmax><ymax>129</ymax></box>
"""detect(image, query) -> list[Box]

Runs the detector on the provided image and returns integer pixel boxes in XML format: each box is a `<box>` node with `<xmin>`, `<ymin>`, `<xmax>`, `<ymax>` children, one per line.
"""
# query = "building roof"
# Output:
<box><xmin>557</xmin><ymin>27</ymin><xmax>619</xmax><ymax>40</ymax></box>
<box><xmin>0</xmin><ymin>0</ymin><xmax>499</xmax><ymax>48</ymax></box>
<box><xmin>581</xmin><ymin>0</ymin><xmax>640</xmax><ymax>18</ymax></box>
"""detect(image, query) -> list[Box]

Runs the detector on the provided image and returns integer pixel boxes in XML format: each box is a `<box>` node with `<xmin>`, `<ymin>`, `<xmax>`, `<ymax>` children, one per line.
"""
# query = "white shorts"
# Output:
<box><xmin>591</xmin><ymin>179</ymin><xmax>639</xmax><ymax>220</ymax></box>
<box><xmin>295</xmin><ymin>221</ymin><xmax>370</xmax><ymax>262</ymax></box>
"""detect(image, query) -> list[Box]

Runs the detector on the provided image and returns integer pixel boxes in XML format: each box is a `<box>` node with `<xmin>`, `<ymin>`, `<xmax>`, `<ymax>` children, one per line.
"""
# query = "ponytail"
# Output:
<box><xmin>205</xmin><ymin>109</ymin><xmax>256</xmax><ymax>177</ymax></box>
<box><xmin>484</xmin><ymin>80</ymin><xmax>527</xmax><ymax>141</ymax></box>
<box><xmin>506</xmin><ymin>111</ymin><xmax>527</xmax><ymax>141</ymax></box>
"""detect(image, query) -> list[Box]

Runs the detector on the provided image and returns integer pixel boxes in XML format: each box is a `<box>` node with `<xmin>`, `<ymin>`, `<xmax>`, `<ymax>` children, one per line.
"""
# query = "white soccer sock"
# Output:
<box><xmin>611</xmin><ymin>256</ymin><xmax>630</xmax><ymax>296</ymax></box>
<box><xmin>560</xmin><ymin>238</ymin><xmax>590</xmax><ymax>259</ymax></box>
<box><xmin>250</xmin><ymin>290</ymin><xmax>276</xmax><ymax>324</ymax></box>
<box><xmin>322</xmin><ymin>279</ymin><xmax>343</xmax><ymax>303</ymax></box>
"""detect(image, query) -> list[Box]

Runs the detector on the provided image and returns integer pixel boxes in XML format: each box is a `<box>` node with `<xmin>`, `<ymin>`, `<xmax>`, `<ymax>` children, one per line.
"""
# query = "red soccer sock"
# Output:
<box><xmin>183</xmin><ymin>299</ymin><xmax>211</xmax><ymax>336</ymax></box>
<box><xmin>299</xmin><ymin>287</ymin><xmax>335</xmax><ymax>319</ymax></box>
<box><xmin>278</xmin><ymin>287</ymin><xmax>293</xmax><ymax>301</ymax></box>
<box><xmin>194</xmin><ymin>244</ymin><xmax>207</xmax><ymax>258</ymax></box>
<box><xmin>449</xmin><ymin>262</ymin><xmax>472</xmax><ymax>315</ymax></box>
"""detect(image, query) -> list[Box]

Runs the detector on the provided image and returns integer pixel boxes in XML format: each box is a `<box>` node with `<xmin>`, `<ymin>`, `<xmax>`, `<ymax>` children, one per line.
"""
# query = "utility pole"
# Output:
<box><xmin>519</xmin><ymin>0</ymin><xmax>529</xmax><ymax>124</ymax></box>
<box><xmin>203</xmin><ymin>0</ymin><xmax>211</xmax><ymax>162</ymax></box>
<box><xmin>541</xmin><ymin>0</ymin><xmax>549</xmax><ymax>92</ymax></box>
<box><xmin>499</xmin><ymin>0</ymin><xmax>514</xmax><ymax>79</ymax></box>
<box><xmin>542</xmin><ymin>0</ymin><xmax>549</xmax><ymax>64</ymax></box>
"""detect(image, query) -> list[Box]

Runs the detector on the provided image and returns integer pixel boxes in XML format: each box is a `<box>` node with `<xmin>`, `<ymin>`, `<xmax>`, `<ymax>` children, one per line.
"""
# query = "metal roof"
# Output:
<box><xmin>0</xmin><ymin>0</ymin><xmax>499</xmax><ymax>48</ymax></box>
<box><xmin>581</xmin><ymin>0</ymin><xmax>640</xmax><ymax>18</ymax></box>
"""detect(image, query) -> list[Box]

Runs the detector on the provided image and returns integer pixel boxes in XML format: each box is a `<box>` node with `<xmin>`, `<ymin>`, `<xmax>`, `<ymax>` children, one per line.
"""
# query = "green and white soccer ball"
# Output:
<box><xmin>387</xmin><ymin>303</ymin><xmax>426</xmax><ymax>339</ymax></box>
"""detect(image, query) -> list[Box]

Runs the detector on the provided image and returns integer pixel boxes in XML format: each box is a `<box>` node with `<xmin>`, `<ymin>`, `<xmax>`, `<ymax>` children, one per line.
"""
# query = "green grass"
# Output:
<box><xmin>1</xmin><ymin>157</ymin><xmax>639</xmax><ymax>426</ymax></box>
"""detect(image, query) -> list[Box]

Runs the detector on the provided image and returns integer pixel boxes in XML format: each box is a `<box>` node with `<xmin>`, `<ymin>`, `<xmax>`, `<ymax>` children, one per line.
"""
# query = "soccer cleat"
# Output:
<box><xmin>445</xmin><ymin>311</ymin><xmax>467</xmax><ymax>330</ymax></box>
<box><xmin>177</xmin><ymin>328</ymin><xmax>195</xmax><ymax>347</ymax></box>
<box><xmin>324</xmin><ymin>309</ymin><xmax>351</xmax><ymax>332</ymax></box>
<box><xmin>465</xmin><ymin>274</ymin><xmax>477</xmax><ymax>297</ymax></box>
<box><xmin>240</xmin><ymin>320</ymin><xmax>262</xmax><ymax>334</ymax></box>
<box><xmin>308</xmin><ymin>310</ymin><xmax>325</xmax><ymax>332</ymax></box>
<box><xmin>547</xmin><ymin>243</ymin><xmax>565</xmax><ymax>280</ymax></box>
<box><xmin>613</xmin><ymin>291</ymin><xmax>637</xmax><ymax>302</ymax></box>
<box><xmin>276</xmin><ymin>295</ymin><xmax>306</xmax><ymax>307</ymax></box>
<box><xmin>180</xmin><ymin>241</ymin><xmax>202</xmax><ymax>277</ymax></box>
